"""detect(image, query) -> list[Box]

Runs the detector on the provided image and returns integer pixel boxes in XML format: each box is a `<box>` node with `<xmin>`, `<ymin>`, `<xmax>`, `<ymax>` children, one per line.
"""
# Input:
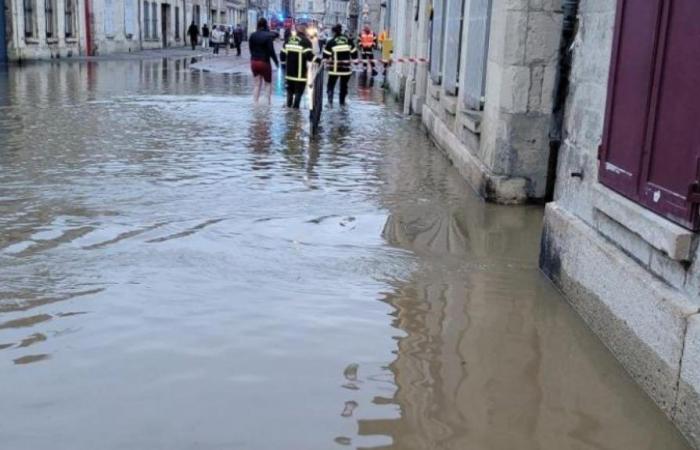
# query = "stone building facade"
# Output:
<box><xmin>4</xmin><ymin>0</ymin><xmax>86</xmax><ymax>60</ymax></box>
<box><xmin>1</xmin><ymin>0</ymin><xmax>247</xmax><ymax>60</ymax></box>
<box><xmin>386</xmin><ymin>0</ymin><xmax>700</xmax><ymax>447</ymax></box>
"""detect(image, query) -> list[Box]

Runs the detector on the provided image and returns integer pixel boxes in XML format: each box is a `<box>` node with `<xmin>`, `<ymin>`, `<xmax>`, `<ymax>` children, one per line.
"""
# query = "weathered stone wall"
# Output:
<box><xmin>6</xmin><ymin>0</ymin><xmax>85</xmax><ymax>60</ymax></box>
<box><xmin>542</xmin><ymin>0</ymin><xmax>700</xmax><ymax>447</ymax></box>
<box><xmin>387</xmin><ymin>0</ymin><xmax>564</xmax><ymax>204</ymax></box>
<box><xmin>3</xmin><ymin>0</ymin><xmax>205</xmax><ymax>61</ymax></box>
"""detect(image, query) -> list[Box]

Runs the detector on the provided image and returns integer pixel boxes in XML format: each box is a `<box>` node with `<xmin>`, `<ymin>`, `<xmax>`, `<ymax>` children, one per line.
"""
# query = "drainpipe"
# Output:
<box><xmin>84</xmin><ymin>0</ymin><xmax>92</xmax><ymax>55</ymax></box>
<box><xmin>546</xmin><ymin>0</ymin><xmax>579</xmax><ymax>201</ymax></box>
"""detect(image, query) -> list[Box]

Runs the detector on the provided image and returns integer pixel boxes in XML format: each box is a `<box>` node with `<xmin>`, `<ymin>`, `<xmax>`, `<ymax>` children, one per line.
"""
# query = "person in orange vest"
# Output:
<box><xmin>377</xmin><ymin>29</ymin><xmax>388</xmax><ymax>52</ymax></box>
<box><xmin>359</xmin><ymin>26</ymin><xmax>377</xmax><ymax>77</ymax></box>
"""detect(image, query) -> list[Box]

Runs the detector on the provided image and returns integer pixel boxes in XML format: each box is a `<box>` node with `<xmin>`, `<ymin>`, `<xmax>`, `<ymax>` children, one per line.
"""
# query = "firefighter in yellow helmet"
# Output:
<box><xmin>323</xmin><ymin>24</ymin><xmax>358</xmax><ymax>106</ymax></box>
<box><xmin>281</xmin><ymin>25</ymin><xmax>315</xmax><ymax>109</ymax></box>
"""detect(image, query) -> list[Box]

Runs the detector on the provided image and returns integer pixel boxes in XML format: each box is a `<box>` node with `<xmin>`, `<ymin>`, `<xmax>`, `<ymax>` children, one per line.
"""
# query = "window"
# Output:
<box><xmin>23</xmin><ymin>0</ymin><xmax>35</xmax><ymax>38</ymax></box>
<box><xmin>65</xmin><ymin>0</ymin><xmax>75</xmax><ymax>37</ymax></box>
<box><xmin>600</xmin><ymin>0</ymin><xmax>700</xmax><ymax>230</ymax></box>
<box><xmin>125</xmin><ymin>0</ymin><xmax>136</xmax><ymax>37</ymax></box>
<box><xmin>151</xmin><ymin>2</ymin><xmax>158</xmax><ymax>38</ymax></box>
<box><xmin>104</xmin><ymin>0</ymin><xmax>115</xmax><ymax>36</ymax></box>
<box><xmin>45</xmin><ymin>0</ymin><xmax>55</xmax><ymax>38</ymax></box>
<box><xmin>193</xmin><ymin>5</ymin><xmax>200</xmax><ymax>25</ymax></box>
<box><xmin>175</xmin><ymin>7</ymin><xmax>180</xmax><ymax>39</ymax></box>
<box><xmin>429</xmin><ymin>0</ymin><xmax>446</xmax><ymax>83</ymax></box>
<box><xmin>143</xmin><ymin>1</ymin><xmax>149</xmax><ymax>39</ymax></box>
<box><xmin>460</xmin><ymin>0</ymin><xmax>491</xmax><ymax>110</ymax></box>
<box><xmin>442</xmin><ymin>0</ymin><xmax>465</xmax><ymax>95</ymax></box>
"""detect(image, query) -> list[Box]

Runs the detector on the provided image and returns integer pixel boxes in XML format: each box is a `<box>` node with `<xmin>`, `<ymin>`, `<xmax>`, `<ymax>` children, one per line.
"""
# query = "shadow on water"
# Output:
<box><xmin>0</xmin><ymin>57</ymin><xmax>692</xmax><ymax>450</ymax></box>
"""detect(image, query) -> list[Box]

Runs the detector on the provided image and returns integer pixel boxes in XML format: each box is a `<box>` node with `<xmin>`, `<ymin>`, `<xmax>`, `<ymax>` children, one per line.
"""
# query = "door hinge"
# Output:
<box><xmin>597</xmin><ymin>144</ymin><xmax>604</xmax><ymax>160</ymax></box>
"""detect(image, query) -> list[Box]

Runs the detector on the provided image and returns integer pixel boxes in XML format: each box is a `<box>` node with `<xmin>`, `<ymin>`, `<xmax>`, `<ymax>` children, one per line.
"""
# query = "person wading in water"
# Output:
<box><xmin>249</xmin><ymin>18</ymin><xmax>280</xmax><ymax>105</ymax></box>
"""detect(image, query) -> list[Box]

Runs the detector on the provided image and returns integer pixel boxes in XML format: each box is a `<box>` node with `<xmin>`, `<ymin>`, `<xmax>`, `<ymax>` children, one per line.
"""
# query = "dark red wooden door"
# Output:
<box><xmin>600</xmin><ymin>0</ymin><xmax>700</xmax><ymax>230</ymax></box>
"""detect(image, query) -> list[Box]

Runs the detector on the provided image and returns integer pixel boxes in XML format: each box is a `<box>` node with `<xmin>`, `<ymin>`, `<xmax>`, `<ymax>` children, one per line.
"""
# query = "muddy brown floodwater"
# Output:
<box><xmin>0</xmin><ymin>58</ymin><xmax>692</xmax><ymax>450</ymax></box>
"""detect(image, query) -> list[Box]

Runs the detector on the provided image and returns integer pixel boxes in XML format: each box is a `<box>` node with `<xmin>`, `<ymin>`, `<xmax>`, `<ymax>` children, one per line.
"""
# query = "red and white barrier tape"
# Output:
<box><xmin>324</xmin><ymin>57</ymin><xmax>430</xmax><ymax>66</ymax></box>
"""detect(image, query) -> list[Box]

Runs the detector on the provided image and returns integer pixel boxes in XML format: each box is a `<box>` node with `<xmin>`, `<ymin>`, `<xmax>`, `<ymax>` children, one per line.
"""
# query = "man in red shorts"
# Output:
<box><xmin>249</xmin><ymin>18</ymin><xmax>280</xmax><ymax>104</ymax></box>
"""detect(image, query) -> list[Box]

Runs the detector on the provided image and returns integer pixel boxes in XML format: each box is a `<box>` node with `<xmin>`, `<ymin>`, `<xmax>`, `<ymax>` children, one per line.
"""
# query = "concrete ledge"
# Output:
<box><xmin>541</xmin><ymin>202</ymin><xmax>700</xmax><ymax>447</ymax></box>
<box><xmin>678</xmin><ymin>315</ymin><xmax>700</xmax><ymax>448</ymax></box>
<box><xmin>421</xmin><ymin>104</ymin><xmax>528</xmax><ymax>204</ymax></box>
<box><xmin>442</xmin><ymin>94</ymin><xmax>457</xmax><ymax>116</ymax></box>
<box><xmin>460</xmin><ymin>109</ymin><xmax>483</xmax><ymax>134</ymax></box>
<box><xmin>593</xmin><ymin>184</ymin><xmax>694</xmax><ymax>261</ymax></box>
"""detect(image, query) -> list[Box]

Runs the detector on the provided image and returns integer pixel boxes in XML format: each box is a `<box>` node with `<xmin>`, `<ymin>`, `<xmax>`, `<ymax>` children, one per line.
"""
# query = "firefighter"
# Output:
<box><xmin>324</xmin><ymin>24</ymin><xmax>358</xmax><ymax>106</ymax></box>
<box><xmin>359</xmin><ymin>26</ymin><xmax>377</xmax><ymax>76</ymax></box>
<box><xmin>281</xmin><ymin>25</ymin><xmax>315</xmax><ymax>109</ymax></box>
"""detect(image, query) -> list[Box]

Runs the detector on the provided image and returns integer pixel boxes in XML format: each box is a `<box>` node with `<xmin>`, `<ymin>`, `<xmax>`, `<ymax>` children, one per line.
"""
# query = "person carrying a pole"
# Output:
<box><xmin>281</xmin><ymin>25</ymin><xmax>315</xmax><ymax>109</ymax></box>
<box><xmin>324</xmin><ymin>24</ymin><xmax>357</xmax><ymax>107</ymax></box>
<box><xmin>359</xmin><ymin>26</ymin><xmax>377</xmax><ymax>76</ymax></box>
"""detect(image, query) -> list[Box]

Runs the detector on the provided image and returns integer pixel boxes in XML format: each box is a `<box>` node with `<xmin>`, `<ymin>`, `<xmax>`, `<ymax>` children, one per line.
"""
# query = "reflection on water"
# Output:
<box><xmin>0</xmin><ymin>59</ymin><xmax>691</xmax><ymax>450</ymax></box>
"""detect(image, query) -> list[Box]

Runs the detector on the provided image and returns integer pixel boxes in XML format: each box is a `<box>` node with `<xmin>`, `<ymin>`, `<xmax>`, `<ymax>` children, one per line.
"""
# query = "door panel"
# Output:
<box><xmin>639</xmin><ymin>0</ymin><xmax>700</xmax><ymax>227</ymax></box>
<box><xmin>600</xmin><ymin>0</ymin><xmax>663</xmax><ymax>196</ymax></box>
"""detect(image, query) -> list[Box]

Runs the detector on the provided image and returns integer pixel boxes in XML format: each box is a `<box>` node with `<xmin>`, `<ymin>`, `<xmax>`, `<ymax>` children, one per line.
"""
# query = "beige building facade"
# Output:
<box><xmin>1</xmin><ymin>0</ymin><xmax>247</xmax><ymax>60</ymax></box>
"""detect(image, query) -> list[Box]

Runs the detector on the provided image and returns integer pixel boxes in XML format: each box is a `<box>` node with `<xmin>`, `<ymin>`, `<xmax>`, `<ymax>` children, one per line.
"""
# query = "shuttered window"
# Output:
<box><xmin>442</xmin><ymin>0</ymin><xmax>465</xmax><ymax>95</ymax></box>
<box><xmin>23</xmin><ymin>0</ymin><xmax>35</xmax><ymax>38</ymax></box>
<box><xmin>600</xmin><ymin>0</ymin><xmax>700</xmax><ymax>230</ymax></box>
<box><xmin>151</xmin><ymin>3</ymin><xmax>158</xmax><ymax>38</ymax></box>
<box><xmin>144</xmin><ymin>1</ymin><xmax>150</xmax><ymax>39</ymax></box>
<box><xmin>125</xmin><ymin>0</ymin><xmax>136</xmax><ymax>37</ymax></box>
<box><xmin>429</xmin><ymin>0</ymin><xmax>446</xmax><ymax>84</ymax></box>
<box><xmin>65</xmin><ymin>0</ymin><xmax>75</xmax><ymax>37</ymax></box>
<box><xmin>175</xmin><ymin>7</ymin><xmax>180</xmax><ymax>39</ymax></box>
<box><xmin>461</xmin><ymin>0</ymin><xmax>491</xmax><ymax>110</ymax></box>
<box><xmin>45</xmin><ymin>0</ymin><xmax>55</xmax><ymax>38</ymax></box>
<box><xmin>104</xmin><ymin>0</ymin><xmax>114</xmax><ymax>35</ymax></box>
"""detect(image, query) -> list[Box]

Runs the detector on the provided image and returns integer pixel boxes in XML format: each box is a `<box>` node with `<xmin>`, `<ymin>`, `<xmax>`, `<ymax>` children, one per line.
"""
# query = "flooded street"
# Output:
<box><xmin>0</xmin><ymin>57</ymin><xmax>691</xmax><ymax>449</ymax></box>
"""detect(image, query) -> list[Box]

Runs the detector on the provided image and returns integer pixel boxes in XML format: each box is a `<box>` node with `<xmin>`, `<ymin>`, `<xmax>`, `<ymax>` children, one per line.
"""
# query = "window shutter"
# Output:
<box><xmin>442</xmin><ymin>0</ymin><xmax>464</xmax><ymax>95</ymax></box>
<box><xmin>601</xmin><ymin>0</ymin><xmax>700</xmax><ymax>229</ymax></box>
<box><xmin>461</xmin><ymin>0</ymin><xmax>491</xmax><ymax>110</ymax></box>
<box><xmin>143</xmin><ymin>2</ymin><xmax>149</xmax><ymax>39</ymax></box>
<box><xmin>125</xmin><ymin>0</ymin><xmax>136</xmax><ymax>36</ymax></box>
<box><xmin>104</xmin><ymin>0</ymin><xmax>114</xmax><ymax>35</ymax></box>
<box><xmin>429</xmin><ymin>0</ymin><xmax>446</xmax><ymax>84</ymax></box>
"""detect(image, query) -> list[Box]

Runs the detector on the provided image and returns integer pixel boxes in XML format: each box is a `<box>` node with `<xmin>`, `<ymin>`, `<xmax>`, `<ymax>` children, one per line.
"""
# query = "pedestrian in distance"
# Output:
<box><xmin>281</xmin><ymin>25</ymin><xmax>315</xmax><ymax>109</ymax></box>
<box><xmin>211</xmin><ymin>26</ymin><xmax>224</xmax><ymax>55</ymax></box>
<box><xmin>187</xmin><ymin>22</ymin><xmax>199</xmax><ymax>51</ymax></box>
<box><xmin>224</xmin><ymin>27</ymin><xmax>232</xmax><ymax>56</ymax></box>
<box><xmin>359</xmin><ymin>26</ymin><xmax>377</xmax><ymax>77</ymax></box>
<box><xmin>324</xmin><ymin>24</ymin><xmax>357</xmax><ymax>107</ymax></box>
<box><xmin>249</xmin><ymin>18</ymin><xmax>280</xmax><ymax>105</ymax></box>
<box><xmin>201</xmin><ymin>24</ymin><xmax>210</xmax><ymax>49</ymax></box>
<box><xmin>233</xmin><ymin>25</ymin><xmax>244</xmax><ymax>56</ymax></box>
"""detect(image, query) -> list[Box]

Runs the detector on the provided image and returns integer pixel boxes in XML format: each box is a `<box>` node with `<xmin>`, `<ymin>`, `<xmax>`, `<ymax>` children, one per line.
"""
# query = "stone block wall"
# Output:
<box><xmin>387</xmin><ymin>0</ymin><xmax>565</xmax><ymax>204</ymax></box>
<box><xmin>541</xmin><ymin>0</ymin><xmax>700</xmax><ymax>447</ymax></box>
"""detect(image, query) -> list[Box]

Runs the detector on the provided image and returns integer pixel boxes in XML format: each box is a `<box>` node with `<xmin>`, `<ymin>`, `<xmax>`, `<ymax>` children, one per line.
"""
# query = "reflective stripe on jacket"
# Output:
<box><xmin>323</xmin><ymin>36</ymin><xmax>357</xmax><ymax>76</ymax></box>
<box><xmin>282</xmin><ymin>36</ymin><xmax>314</xmax><ymax>81</ymax></box>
